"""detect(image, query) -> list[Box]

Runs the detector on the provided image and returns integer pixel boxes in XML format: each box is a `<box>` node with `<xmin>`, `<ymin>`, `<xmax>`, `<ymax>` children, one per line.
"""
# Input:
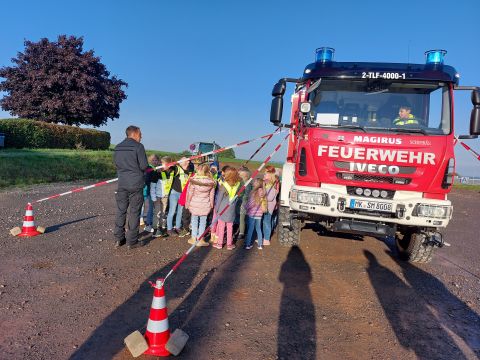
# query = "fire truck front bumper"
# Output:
<box><xmin>288</xmin><ymin>184</ymin><xmax>452</xmax><ymax>228</ymax></box>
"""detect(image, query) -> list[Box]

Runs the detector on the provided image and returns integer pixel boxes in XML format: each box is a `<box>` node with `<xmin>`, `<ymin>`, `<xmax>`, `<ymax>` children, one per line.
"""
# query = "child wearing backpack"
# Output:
<box><xmin>244</xmin><ymin>178</ymin><xmax>266</xmax><ymax>250</ymax></box>
<box><xmin>185</xmin><ymin>164</ymin><xmax>216</xmax><ymax>247</ymax></box>
<box><xmin>213</xmin><ymin>167</ymin><xmax>241</xmax><ymax>250</ymax></box>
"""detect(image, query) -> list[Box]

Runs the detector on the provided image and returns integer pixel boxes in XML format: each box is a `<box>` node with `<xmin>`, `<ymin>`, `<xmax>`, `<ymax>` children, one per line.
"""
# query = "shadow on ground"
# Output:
<box><xmin>69</xmin><ymin>246</ymin><xmax>213</xmax><ymax>360</ymax></box>
<box><xmin>171</xmin><ymin>245</ymin><xmax>256</xmax><ymax>357</ymax></box>
<box><xmin>365</xmin><ymin>250</ymin><xmax>480</xmax><ymax>360</ymax></box>
<box><xmin>71</xmin><ymin>239</ymin><xmax>320</xmax><ymax>359</ymax></box>
<box><xmin>277</xmin><ymin>246</ymin><xmax>316</xmax><ymax>360</ymax></box>
<box><xmin>70</xmin><ymin>236</ymin><xmax>259</xmax><ymax>360</ymax></box>
<box><xmin>304</xmin><ymin>223</ymin><xmax>364</xmax><ymax>242</ymax></box>
<box><xmin>45</xmin><ymin>215</ymin><xmax>98</xmax><ymax>233</ymax></box>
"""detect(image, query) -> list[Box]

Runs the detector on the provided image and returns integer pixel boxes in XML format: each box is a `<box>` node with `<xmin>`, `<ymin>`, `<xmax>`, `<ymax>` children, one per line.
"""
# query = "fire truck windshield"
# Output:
<box><xmin>306</xmin><ymin>79</ymin><xmax>451</xmax><ymax>135</ymax></box>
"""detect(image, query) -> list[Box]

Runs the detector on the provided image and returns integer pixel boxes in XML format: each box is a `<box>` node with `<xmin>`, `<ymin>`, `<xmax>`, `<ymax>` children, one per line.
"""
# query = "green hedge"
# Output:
<box><xmin>0</xmin><ymin>119</ymin><xmax>110</xmax><ymax>150</ymax></box>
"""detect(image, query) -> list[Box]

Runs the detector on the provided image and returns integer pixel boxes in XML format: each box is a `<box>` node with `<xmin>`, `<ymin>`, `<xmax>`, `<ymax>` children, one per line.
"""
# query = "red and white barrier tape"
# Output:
<box><xmin>459</xmin><ymin>142</ymin><xmax>480</xmax><ymax>161</ymax></box>
<box><xmin>242</xmin><ymin>126</ymin><xmax>281</xmax><ymax>166</ymax></box>
<box><xmin>161</xmin><ymin>131</ymin><xmax>290</xmax><ymax>285</ymax></box>
<box><xmin>454</xmin><ymin>137</ymin><xmax>480</xmax><ymax>162</ymax></box>
<box><xmin>33</xmin><ymin>130</ymin><xmax>285</xmax><ymax>204</ymax></box>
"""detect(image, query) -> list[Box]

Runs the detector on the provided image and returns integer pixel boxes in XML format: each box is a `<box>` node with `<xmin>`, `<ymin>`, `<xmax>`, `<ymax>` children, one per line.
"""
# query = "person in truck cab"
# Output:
<box><xmin>394</xmin><ymin>106</ymin><xmax>419</xmax><ymax>126</ymax></box>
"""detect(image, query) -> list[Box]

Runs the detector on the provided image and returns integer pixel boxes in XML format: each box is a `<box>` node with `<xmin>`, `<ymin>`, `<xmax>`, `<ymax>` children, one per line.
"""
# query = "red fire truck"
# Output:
<box><xmin>271</xmin><ymin>48</ymin><xmax>480</xmax><ymax>262</ymax></box>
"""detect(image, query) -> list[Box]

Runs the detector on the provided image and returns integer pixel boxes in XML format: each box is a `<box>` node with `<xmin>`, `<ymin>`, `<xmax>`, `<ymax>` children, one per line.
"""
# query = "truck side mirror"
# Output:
<box><xmin>270</xmin><ymin>97</ymin><xmax>283</xmax><ymax>125</ymax></box>
<box><xmin>470</xmin><ymin>90</ymin><xmax>480</xmax><ymax>135</ymax></box>
<box><xmin>272</xmin><ymin>81</ymin><xmax>286</xmax><ymax>96</ymax></box>
<box><xmin>270</xmin><ymin>81</ymin><xmax>286</xmax><ymax>125</ymax></box>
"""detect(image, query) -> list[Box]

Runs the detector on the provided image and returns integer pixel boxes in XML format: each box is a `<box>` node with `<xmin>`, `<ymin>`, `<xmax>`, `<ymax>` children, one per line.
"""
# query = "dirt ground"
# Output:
<box><xmin>0</xmin><ymin>183</ymin><xmax>479</xmax><ymax>360</ymax></box>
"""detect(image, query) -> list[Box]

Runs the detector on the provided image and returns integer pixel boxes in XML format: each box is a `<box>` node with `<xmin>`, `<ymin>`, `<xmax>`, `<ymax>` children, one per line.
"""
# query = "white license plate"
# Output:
<box><xmin>350</xmin><ymin>199</ymin><xmax>393</xmax><ymax>212</ymax></box>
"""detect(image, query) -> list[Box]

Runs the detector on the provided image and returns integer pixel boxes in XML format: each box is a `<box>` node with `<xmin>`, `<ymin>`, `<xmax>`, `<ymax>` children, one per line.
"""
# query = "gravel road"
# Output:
<box><xmin>0</xmin><ymin>183</ymin><xmax>479</xmax><ymax>360</ymax></box>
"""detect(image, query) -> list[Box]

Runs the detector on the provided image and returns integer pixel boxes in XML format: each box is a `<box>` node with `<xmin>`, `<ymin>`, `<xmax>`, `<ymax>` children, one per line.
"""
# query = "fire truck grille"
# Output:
<box><xmin>336</xmin><ymin>173</ymin><xmax>411</xmax><ymax>185</ymax></box>
<box><xmin>346</xmin><ymin>186</ymin><xmax>395</xmax><ymax>200</ymax></box>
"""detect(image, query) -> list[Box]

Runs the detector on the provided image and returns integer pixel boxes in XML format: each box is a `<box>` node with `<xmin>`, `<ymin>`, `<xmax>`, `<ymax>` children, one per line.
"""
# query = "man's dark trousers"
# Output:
<box><xmin>114</xmin><ymin>187</ymin><xmax>144</xmax><ymax>245</ymax></box>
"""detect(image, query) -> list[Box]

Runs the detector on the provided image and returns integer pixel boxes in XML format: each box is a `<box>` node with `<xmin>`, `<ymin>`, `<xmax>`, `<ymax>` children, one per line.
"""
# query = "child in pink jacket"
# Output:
<box><xmin>186</xmin><ymin>164</ymin><xmax>216</xmax><ymax>247</ymax></box>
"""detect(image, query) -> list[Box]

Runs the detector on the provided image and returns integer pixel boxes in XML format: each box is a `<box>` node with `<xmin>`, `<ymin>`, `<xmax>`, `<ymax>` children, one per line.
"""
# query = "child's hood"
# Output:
<box><xmin>190</xmin><ymin>176</ymin><xmax>215</xmax><ymax>189</ymax></box>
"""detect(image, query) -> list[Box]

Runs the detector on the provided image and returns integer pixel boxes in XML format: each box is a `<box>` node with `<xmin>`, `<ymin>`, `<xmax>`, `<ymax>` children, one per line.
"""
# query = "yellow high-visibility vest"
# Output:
<box><xmin>163</xmin><ymin>166</ymin><xmax>190</xmax><ymax>194</ymax></box>
<box><xmin>160</xmin><ymin>172</ymin><xmax>168</xmax><ymax>194</ymax></box>
<box><xmin>394</xmin><ymin>114</ymin><xmax>419</xmax><ymax>126</ymax></box>
<box><xmin>220</xmin><ymin>180</ymin><xmax>240</xmax><ymax>200</ymax></box>
<box><xmin>179</xmin><ymin>168</ymin><xmax>190</xmax><ymax>190</ymax></box>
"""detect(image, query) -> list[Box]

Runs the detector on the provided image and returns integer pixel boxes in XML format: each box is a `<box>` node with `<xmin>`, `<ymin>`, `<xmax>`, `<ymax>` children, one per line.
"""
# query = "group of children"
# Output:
<box><xmin>141</xmin><ymin>154</ymin><xmax>280</xmax><ymax>250</ymax></box>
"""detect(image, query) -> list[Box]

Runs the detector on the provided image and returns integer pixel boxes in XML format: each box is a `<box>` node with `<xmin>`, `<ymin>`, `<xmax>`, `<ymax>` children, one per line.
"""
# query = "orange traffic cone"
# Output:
<box><xmin>16</xmin><ymin>203</ymin><xmax>42</xmax><ymax>237</ymax></box>
<box><xmin>144</xmin><ymin>279</ymin><xmax>171</xmax><ymax>356</ymax></box>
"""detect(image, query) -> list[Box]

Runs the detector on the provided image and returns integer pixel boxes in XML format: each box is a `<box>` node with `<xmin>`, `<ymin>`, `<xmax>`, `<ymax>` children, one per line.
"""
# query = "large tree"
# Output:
<box><xmin>0</xmin><ymin>35</ymin><xmax>127</xmax><ymax>127</ymax></box>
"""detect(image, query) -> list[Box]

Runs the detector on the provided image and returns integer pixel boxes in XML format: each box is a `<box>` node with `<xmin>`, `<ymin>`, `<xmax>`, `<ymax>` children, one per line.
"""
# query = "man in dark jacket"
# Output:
<box><xmin>113</xmin><ymin>125</ymin><xmax>149</xmax><ymax>249</ymax></box>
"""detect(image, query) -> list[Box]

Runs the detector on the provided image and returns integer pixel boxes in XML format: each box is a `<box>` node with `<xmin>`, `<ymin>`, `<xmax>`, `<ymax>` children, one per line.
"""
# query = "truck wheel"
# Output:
<box><xmin>396</xmin><ymin>232</ymin><xmax>435</xmax><ymax>263</ymax></box>
<box><xmin>277</xmin><ymin>206</ymin><xmax>301</xmax><ymax>246</ymax></box>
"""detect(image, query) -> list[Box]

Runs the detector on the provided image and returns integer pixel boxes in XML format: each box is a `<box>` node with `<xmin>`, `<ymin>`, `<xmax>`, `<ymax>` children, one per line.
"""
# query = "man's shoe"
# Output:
<box><xmin>178</xmin><ymin>228</ymin><xmax>190</xmax><ymax>238</ymax></box>
<box><xmin>160</xmin><ymin>229</ymin><xmax>169</xmax><ymax>238</ymax></box>
<box><xmin>196</xmin><ymin>239</ymin><xmax>210</xmax><ymax>247</ymax></box>
<box><xmin>188</xmin><ymin>237</ymin><xmax>197</xmax><ymax>245</ymax></box>
<box><xmin>115</xmin><ymin>240</ymin><xmax>126</xmax><ymax>248</ymax></box>
<box><xmin>154</xmin><ymin>229</ymin><xmax>168</xmax><ymax>238</ymax></box>
<box><xmin>263</xmin><ymin>240</ymin><xmax>271</xmax><ymax>246</ymax></box>
<box><xmin>237</xmin><ymin>233</ymin><xmax>245</xmax><ymax>240</ymax></box>
<box><xmin>144</xmin><ymin>225</ymin><xmax>153</xmax><ymax>233</ymax></box>
<box><xmin>127</xmin><ymin>240</ymin><xmax>146</xmax><ymax>250</ymax></box>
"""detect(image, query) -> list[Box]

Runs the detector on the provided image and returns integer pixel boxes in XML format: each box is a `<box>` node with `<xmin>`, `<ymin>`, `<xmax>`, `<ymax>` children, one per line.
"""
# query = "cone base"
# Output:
<box><xmin>17</xmin><ymin>229</ymin><xmax>42</xmax><ymax>237</ymax></box>
<box><xmin>143</xmin><ymin>345</ymin><xmax>170</xmax><ymax>357</ymax></box>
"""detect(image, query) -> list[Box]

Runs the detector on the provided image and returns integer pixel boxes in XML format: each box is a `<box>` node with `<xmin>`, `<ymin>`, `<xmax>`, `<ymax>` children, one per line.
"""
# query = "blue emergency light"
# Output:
<box><xmin>425</xmin><ymin>49</ymin><xmax>447</xmax><ymax>65</ymax></box>
<box><xmin>315</xmin><ymin>47</ymin><xmax>335</xmax><ymax>63</ymax></box>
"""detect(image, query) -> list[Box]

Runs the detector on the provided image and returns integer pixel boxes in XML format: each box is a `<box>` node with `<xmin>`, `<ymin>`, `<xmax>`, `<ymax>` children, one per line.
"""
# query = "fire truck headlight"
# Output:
<box><xmin>290</xmin><ymin>190</ymin><xmax>329</xmax><ymax>206</ymax></box>
<box><xmin>300</xmin><ymin>102</ymin><xmax>311</xmax><ymax>113</ymax></box>
<box><xmin>413</xmin><ymin>204</ymin><xmax>452</xmax><ymax>219</ymax></box>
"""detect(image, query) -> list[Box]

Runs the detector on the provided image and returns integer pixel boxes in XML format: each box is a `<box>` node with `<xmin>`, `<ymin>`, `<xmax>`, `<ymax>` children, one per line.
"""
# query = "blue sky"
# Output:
<box><xmin>1</xmin><ymin>0</ymin><xmax>480</xmax><ymax>176</ymax></box>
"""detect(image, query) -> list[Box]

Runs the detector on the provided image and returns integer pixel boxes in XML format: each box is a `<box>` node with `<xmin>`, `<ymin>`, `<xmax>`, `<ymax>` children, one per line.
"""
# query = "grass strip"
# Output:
<box><xmin>0</xmin><ymin>149</ymin><xmax>280</xmax><ymax>189</ymax></box>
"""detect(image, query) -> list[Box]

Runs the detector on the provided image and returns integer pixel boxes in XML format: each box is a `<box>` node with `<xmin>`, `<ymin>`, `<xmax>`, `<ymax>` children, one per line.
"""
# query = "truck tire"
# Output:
<box><xmin>277</xmin><ymin>206</ymin><xmax>301</xmax><ymax>246</ymax></box>
<box><xmin>396</xmin><ymin>232</ymin><xmax>435</xmax><ymax>263</ymax></box>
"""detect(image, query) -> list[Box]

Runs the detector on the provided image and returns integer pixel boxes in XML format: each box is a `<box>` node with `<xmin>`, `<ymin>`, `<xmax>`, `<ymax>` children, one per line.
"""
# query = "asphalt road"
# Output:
<box><xmin>0</xmin><ymin>183</ymin><xmax>479</xmax><ymax>360</ymax></box>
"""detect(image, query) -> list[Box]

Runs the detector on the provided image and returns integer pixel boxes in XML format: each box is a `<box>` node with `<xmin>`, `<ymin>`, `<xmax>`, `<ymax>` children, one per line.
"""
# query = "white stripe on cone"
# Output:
<box><xmin>151</xmin><ymin>296</ymin><xmax>166</xmax><ymax>310</ymax></box>
<box><xmin>146</xmin><ymin>318</ymin><xmax>169</xmax><ymax>333</ymax></box>
<box><xmin>25</xmin><ymin>210</ymin><xmax>33</xmax><ymax>216</ymax></box>
<box><xmin>22</xmin><ymin>221</ymin><xmax>35</xmax><ymax>227</ymax></box>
